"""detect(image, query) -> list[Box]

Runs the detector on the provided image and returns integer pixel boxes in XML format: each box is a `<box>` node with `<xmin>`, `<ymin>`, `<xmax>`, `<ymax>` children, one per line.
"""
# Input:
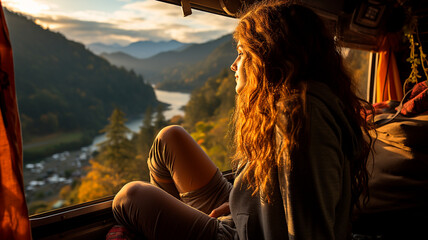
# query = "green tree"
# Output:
<box><xmin>143</xmin><ymin>106</ymin><xmax>153</xmax><ymax>129</ymax></box>
<box><xmin>96</xmin><ymin>109</ymin><xmax>135</xmax><ymax>172</ymax></box>
<box><xmin>154</xmin><ymin>105</ymin><xmax>167</xmax><ymax>131</ymax></box>
<box><xmin>135</xmin><ymin>106</ymin><xmax>155</xmax><ymax>162</ymax></box>
<box><xmin>133</xmin><ymin>105</ymin><xmax>166</xmax><ymax>181</ymax></box>
<box><xmin>75</xmin><ymin>109</ymin><xmax>148</xmax><ymax>202</ymax></box>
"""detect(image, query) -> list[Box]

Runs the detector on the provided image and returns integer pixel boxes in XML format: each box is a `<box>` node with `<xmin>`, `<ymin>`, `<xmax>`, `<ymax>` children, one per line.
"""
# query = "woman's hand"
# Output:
<box><xmin>209</xmin><ymin>202</ymin><xmax>230</xmax><ymax>218</ymax></box>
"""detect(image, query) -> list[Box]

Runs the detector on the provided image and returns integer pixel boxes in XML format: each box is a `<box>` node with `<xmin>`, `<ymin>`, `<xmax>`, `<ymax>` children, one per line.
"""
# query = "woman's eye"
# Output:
<box><xmin>238</xmin><ymin>52</ymin><xmax>243</xmax><ymax>56</ymax></box>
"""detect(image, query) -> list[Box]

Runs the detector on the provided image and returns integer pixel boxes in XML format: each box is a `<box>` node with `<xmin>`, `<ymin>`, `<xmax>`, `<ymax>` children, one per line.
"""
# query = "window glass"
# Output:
<box><xmin>342</xmin><ymin>48</ymin><xmax>371</xmax><ymax>101</ymax></box>
<box><xmin>3</xmin><ymin>0</ymin><xmax>237</xmax><ymax>215</ymax></box>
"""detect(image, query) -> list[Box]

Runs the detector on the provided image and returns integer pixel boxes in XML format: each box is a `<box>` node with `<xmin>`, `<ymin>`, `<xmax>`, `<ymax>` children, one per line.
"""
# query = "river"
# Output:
<box><xmin>91</xmin><ymin>89</ymin><xmax>190</xmax><ymax>148</ymax></box>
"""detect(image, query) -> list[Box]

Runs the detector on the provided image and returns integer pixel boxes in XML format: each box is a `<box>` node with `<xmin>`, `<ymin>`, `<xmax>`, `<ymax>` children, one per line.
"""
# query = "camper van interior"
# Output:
<box><xmin>0</xmin><ymin>0</ymin><xmax>427</xmax><ymax>239</ymax></box>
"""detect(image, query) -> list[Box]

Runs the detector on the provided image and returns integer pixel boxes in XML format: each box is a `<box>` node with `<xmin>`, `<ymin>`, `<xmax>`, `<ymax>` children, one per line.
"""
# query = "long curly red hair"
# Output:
<box><xmin>232</xmin><ymin>0</ymin><xmax>373</xmax><ymax>206</ymax></box>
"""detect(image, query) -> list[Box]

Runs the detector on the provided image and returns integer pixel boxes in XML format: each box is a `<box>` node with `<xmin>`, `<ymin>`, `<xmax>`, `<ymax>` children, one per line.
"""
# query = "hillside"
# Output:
<box><xmin>183</xmin><ymin>69</ymin><xmax>236</xmax><ymax>170</ymax></box>
<box><xmin>156</xmin><ymin>37</ymin><xmax>236</xmax><ymax>92</ymax></box>
<box><xmin>4</xmin><ymin>9</ymin><xmax>159</xmax><ymax>158</ymax></box>
<box><xmin>101</xmin><ymin>34</ymin><xmax>236</xmax><ymax>92</ymax></box>
<box><xmin>88</xmin><ymin>40</ymin><xmax>190</xmax><ymax>59</ymax></box>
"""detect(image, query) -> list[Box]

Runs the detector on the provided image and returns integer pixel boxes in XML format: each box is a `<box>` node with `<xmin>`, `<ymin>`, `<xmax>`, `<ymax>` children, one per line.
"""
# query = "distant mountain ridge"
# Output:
<box><xmin>101</xmin><ymin>34</ymin><xmax>236</xmax><ymax>92</ymax></box>
<box><xmin>88</xmin><ymin>40</ymin><xmax>190</xmax><ymax>59</ymax></box>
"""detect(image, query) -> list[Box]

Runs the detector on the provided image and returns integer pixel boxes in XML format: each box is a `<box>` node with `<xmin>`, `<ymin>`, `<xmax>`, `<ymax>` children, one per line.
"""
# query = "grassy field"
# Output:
<box><xmin>23</xmin><ymin>131</ymin><xmax>93</xmax><ymax>162</ymax></box>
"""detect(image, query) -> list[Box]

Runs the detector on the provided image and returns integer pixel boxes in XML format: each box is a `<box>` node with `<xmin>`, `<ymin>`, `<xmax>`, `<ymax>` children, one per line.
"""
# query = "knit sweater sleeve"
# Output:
<box><xmin>278</xmin><ymin>95</ymin><xmax>348</xmax><ymax>240</ymax></box>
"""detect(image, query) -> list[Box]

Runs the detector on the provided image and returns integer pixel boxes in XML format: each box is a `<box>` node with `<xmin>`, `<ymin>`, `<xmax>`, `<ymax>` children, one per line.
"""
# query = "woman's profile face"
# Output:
<box><xmin>230</xmin><ymin>42</ymin><xmax>247</xmax><ymax>94</ymax></box>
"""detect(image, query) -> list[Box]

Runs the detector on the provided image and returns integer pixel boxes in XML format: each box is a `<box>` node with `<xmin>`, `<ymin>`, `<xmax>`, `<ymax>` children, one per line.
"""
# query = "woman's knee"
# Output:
<box><xmin>156</xmin><ymin>125</ymin><xmax>188</xmax><ymax>143</ymax></box>
<box><xmin>113</xmin><ymin>181</ymin><xmax>156</xmax><ymax>213</ymax></box>
<box><xmin>115</xmin><ymin>181</ymin><xmax>156</xmax><ymax>200</ymax></box>
<box><xmin>147</xmin><ymin>126</ymin><xmax>188</xmax><ymax>179</ymax></box>
<box><xmin>113</xmin><ymin>182</ymin><xmax>170</xmax><ymax>234</ymax></box>
<box><xmin>149</xmin><ymin>125</ymin><xmax>189</xmax><ymax>169</ymax></box>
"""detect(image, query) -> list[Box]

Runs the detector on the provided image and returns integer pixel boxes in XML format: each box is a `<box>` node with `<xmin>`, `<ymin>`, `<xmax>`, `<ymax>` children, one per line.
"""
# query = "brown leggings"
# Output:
<box><xmin>112</xmin><ymin>126</ymin><xmax>233</xmax><ymax>240</ymax></box>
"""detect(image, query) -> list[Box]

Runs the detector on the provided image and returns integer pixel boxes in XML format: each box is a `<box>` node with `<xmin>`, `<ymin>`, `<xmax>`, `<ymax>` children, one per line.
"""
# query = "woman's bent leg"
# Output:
<box><xmin>147</xmin><ymin>126</ymin><xmax>230</xmax><ymax>214</ymax></box>
<box><xmin>113</xmin><ymin>181</ymin><xmax>218</xmax><ymax>240</ymax></box>
<box><xmin>148</xmin><ymin>125</ymin><xmax>218</xmax><ymax>193</ymax></box>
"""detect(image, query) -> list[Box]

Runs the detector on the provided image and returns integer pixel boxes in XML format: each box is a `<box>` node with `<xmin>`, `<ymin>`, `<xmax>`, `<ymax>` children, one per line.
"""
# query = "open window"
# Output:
<box><xmin>3</xmin><ymin>0</ymin><xmax>237</xmax><ymax>220</ymax></box>
<box><xmin>3</xmin><ymin>0</ymin><xmax>423</xmax><ymax>239</ymax></box>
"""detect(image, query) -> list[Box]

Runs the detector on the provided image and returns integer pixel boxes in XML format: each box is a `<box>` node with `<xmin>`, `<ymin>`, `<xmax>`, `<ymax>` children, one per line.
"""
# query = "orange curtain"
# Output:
<box><xmin>376</xmin><ymin>35</ymin><xmax>403</xmax><ymax>103</ymax></box>
<box><xmin>0</xmin><ymin>2</ymin><xmax>32</xmax><ymax>239</ymax></box>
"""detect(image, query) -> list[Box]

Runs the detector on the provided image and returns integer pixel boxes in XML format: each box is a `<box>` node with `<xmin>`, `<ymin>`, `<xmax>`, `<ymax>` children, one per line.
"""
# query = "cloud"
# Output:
<box><xmin>116</xmin><ymin>1</ymin><xmax>238</xmax><ymax>43</ymax></box>
<box><xmin>121</xmin><ymin>1</ymin><xmax>237</xmax><ymax>30</ymax></box>
<box><xmin>3</xmin><ymin>0</ymin><xmax>238</xmax><ymax>45</ymax></box>
<box><xmin>2</xmin><ymin>0</ymin><xmax>51</xmax><ymax>15</ymax></box>
<box><xmin>176</xmin><ymin>29</ymin><xmax>231</xmax><ymax>43</ymax></box>
<box><xmin>35</xmin><ymin>14</ymin><xmax>173</xmax><ymax>44</ymax></box>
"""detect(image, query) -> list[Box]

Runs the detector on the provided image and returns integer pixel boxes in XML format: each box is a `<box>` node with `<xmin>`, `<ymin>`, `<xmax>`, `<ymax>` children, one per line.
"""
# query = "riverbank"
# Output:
<box><xmin>22</xmin><ymin>89</ymin><xmax>189</xmax><ymax>163</ymax></box>
<box><xmin>25</xmin><ymin>147</ymin><xmax>92</xmax><ymax>214</ymax></box>
<box><xmin>23</xmin><ymin>131</ymin><xmax>93</xmax><ymax>163</ymax></box>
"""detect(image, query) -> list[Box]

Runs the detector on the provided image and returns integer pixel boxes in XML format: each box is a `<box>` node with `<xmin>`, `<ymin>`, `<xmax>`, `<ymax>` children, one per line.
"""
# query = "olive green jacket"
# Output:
<box><xmin>229</xmin><ymin>81</ymin><xmax>360</xmax><ymax>240</ymax></box>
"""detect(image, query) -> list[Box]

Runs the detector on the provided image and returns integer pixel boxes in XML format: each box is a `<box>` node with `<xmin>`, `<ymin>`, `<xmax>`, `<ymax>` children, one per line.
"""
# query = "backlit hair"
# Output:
<box><xmin>232</xmin><ymin>0</ymin><xmax>373</xmax><ymax>206</ymax></box>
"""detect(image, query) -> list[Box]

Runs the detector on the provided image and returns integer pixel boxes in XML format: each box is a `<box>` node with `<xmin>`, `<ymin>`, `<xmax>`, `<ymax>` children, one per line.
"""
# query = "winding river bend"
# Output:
<box><xmin>126</xmin><ymin>89</ymin><xmax>190</xmax><ymax>131</ymax></box>
<box><xmin>91</xmin><ymin>89</ymin><xmax>190</xmax><ymax>148</ymax></box>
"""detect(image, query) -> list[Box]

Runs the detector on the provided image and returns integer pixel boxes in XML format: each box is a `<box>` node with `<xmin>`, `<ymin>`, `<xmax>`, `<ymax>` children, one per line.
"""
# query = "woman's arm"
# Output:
<box><xmin>209</xmin><ymin>202</ymin><xmax>230</xmax><ymax>218</ymax></box>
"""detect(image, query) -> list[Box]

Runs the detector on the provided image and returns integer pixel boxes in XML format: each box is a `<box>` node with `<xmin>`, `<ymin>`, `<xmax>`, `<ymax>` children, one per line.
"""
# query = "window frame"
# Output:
<box><xmin>23</xmin><ymin>0</ymin><xmax>380</xmax><ymax>236</ymax></box>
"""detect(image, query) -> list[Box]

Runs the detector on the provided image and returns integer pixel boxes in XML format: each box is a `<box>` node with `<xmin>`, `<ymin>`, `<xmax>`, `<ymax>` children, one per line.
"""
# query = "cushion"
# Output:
<box><xmin>375</xmin><ymin>114</ymin><xmax>428</xmax><ymax>151</ymax></box>
<box><xmin>106</xmin><ymin>225</ymin><xmax>136</xmax><ymax>240</ymax></box>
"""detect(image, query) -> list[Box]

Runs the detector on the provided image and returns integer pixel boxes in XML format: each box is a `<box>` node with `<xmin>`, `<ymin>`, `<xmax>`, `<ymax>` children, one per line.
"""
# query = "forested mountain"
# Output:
<box><xmin>183</xmin><ymin>69</ymin><xmax>236</xmax><ymax>170</ymax></box>
<box><xmin>101</xmin><ymin>34</ymin><xmax>236</xmax><ymax>92</ymax></box>
<box><xmin>88</xmin><ymin>40</ymin><xmax>190</xmax><ymax>59</ymax></box>
<box><xmin>156</xmin><ymin>38</ymin><xmax>236</xmax><ymax>92</ymax></box>
<box><xmin>4</xmin><ymin>9</ymin><xmax>159</xmax><ymax>155</ymax></box>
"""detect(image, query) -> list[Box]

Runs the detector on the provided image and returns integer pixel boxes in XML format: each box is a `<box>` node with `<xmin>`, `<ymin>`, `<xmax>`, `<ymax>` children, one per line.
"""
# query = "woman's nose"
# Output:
<box><xmin>230</xmin><ymin>61</ymin><xmax>237</xmax><ymax>72</ymax></box>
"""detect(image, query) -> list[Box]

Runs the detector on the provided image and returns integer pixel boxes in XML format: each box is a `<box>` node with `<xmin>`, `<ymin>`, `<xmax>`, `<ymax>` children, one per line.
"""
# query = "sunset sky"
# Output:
<box><xmin>2</xmin><ymin>0</ymin><xmax>237</xmax><ymax>45</ymax></box>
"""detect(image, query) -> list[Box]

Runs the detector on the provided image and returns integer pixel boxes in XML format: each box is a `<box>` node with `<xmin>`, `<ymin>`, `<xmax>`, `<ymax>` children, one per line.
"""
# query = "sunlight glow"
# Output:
<box><xmin>2</xmin><ymin>0</ymin><xmax>51</xmax><ymax>15</ymax></box>
<box><xmin>34</xmin><ymin>19</ymin><xmax>61</xmax><ymax>30</ymax></box>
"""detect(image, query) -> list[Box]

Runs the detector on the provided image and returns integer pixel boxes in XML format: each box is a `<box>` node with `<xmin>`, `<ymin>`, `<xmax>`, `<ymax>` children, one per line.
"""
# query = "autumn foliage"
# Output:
<box><xmin>60</xmin><ymin>108</ymin><xmax>166</xmax><ymax>204</ymax></box>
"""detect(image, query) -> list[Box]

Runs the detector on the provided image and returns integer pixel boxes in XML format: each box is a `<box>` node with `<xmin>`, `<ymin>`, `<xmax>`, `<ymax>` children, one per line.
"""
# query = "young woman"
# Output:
<box><xmin>112</xmin><ymin>1</ymin><xmax>372</xmax><ymax>239</ymax></box>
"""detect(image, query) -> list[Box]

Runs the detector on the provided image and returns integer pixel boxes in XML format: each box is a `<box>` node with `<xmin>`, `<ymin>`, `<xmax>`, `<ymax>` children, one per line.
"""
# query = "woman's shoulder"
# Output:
<box><xmin>306</xmin><ymin>80</ymin><xmax>351</xmax><ymax>124</ymax></box>
<box><xmin>306</xmin><ymin>81</ymin><xmax>343</xmax><ymax>110</ymax></box>
<box><xmin>305</xmin><ymin>80</ymin><xmax>362</xmax><ymax>157</ymax></box>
